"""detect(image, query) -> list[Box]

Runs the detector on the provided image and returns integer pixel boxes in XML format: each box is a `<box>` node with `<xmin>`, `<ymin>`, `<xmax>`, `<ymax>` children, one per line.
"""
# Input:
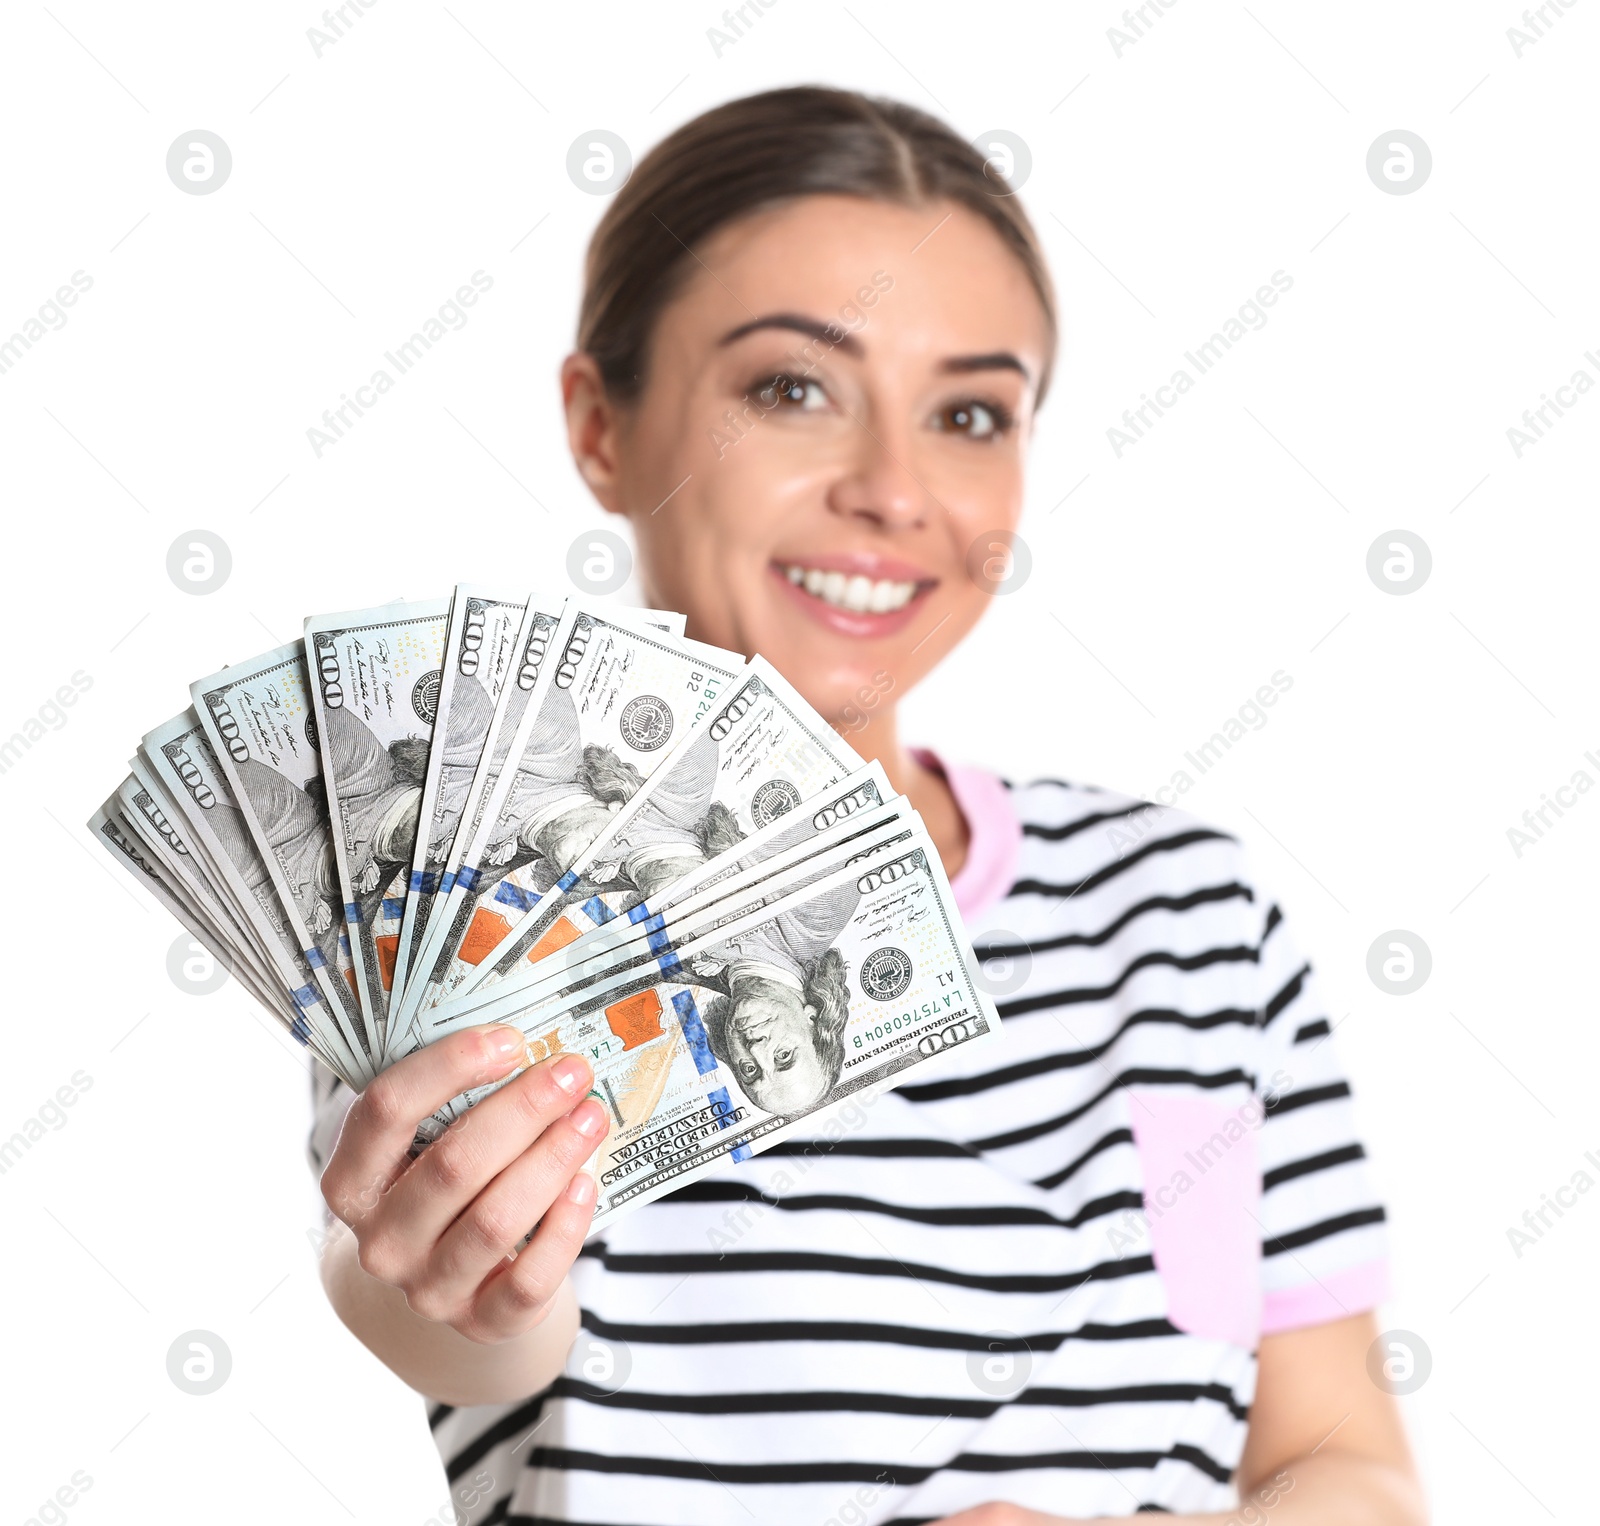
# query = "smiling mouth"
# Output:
<box><xmin>773</xmin><ymin>561</ymin><xmax>931</xmax><ymax>615</ymax></box>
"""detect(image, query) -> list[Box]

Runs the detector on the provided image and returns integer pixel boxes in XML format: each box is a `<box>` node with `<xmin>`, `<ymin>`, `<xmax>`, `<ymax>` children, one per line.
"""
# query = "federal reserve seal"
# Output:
<box><xmin>304</xmin><ymin>712</ymin><xmax>318</xmax><ymax>752</ymax></box>
<box><xmin>619</xmin><ymin>694</ymin><xmax>673</xmax><ymax>751</ymax></box>
<box><xmin>750</xmin><ymin>778</ymin><xmax>801</xmax><ymax>826</ymax></box>
<box><xmin>412</xmin><ymin>669</ymin><xmax>442</xmax><ymax>724</ymax></box>
<box><xmin>860</xmin><ymin>946</ymin><xmax>914</xmax><ymax>1002</ymax></box>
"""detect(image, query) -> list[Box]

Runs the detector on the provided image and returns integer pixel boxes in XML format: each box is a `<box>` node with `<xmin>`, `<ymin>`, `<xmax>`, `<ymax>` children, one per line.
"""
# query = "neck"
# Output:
<box><xmin>835</xmin><ymin>703</ymin><xmax>970</xmax><ymax>881</ymax></box>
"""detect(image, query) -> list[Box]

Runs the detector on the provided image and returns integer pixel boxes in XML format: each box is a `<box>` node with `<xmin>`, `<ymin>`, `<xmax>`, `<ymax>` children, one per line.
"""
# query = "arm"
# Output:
<box><xmin>316</xmin><ymin>1025</ymin><xmax>608</xmax><ymax>1406</ymax></box>
<box><xmin>933</xmin><ymin>1311</ymin><xmax>1428</xmax><ymax>1526</ymax></box>
<box><xmin>1225</xmin><ymin>1311</ymin><xmax>1427</xmax><ymax>1525</ymax></box>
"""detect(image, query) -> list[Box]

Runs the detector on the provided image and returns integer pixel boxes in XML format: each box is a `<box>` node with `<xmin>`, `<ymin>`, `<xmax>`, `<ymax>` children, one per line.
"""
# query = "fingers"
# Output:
<box><xmin>469</xmin><ymin>1158</ymin><xmax>602</xmax><ymax>1340</ymax></box>
<box><xmin>424</xmin><ymin>1095</ymin><xmax>609</xmax><ymax>1310</ymax></box>
<box><xmin>320</xmin><ymin>1024</ymin><xmax>527</xmax><ymax>1225</ymax></box>
<box><xmin>381</xmin><ymin>1052</ymin><xmax>595</xmax><ymax>1247</ymax></box>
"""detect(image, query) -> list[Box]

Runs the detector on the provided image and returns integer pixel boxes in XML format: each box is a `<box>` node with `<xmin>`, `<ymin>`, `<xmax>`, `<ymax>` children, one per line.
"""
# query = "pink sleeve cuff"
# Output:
<box><xmin>1261</xmin><ymin>1259</ymin><xmax>1391</xmax><ymax>1335</ymax></box>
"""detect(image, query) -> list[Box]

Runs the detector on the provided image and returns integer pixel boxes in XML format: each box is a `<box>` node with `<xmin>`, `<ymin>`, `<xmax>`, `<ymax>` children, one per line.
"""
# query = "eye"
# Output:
<box><xmin>755</xmin><ymin>373</ymin><xmax>829</xmax><ymax>411</ymax></box>
<box><xmin>739</xmin><ymin>1061</ymin><xmax>760</xmax><ymax>1080</ymax></box>
<box><xmin>929</xmin><ymin>398</ymin><xmax>1014</xmax><ymax>440</ymax></box>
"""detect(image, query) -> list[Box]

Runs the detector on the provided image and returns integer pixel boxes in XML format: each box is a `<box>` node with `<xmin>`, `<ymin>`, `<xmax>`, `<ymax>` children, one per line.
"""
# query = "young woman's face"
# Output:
<box><xmin>588</xmin><ymin>194</ymin><xmax>1051</xmax><ymax>727</ymax></box>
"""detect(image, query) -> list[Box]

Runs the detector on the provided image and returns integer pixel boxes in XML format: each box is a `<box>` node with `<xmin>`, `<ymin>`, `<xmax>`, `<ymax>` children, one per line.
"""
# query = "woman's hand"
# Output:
<box><xmin>320</xmin><ymin>1023</ymin><xmax>607</xmax><ymax>1346</ymax></box>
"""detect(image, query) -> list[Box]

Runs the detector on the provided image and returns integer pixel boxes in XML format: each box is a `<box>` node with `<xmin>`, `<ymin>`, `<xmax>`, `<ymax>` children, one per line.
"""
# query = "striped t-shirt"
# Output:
<box><xmin>308</xmin><ymin>758</ymin><xmax>1389</xmax><ymax>1524</ymax></box>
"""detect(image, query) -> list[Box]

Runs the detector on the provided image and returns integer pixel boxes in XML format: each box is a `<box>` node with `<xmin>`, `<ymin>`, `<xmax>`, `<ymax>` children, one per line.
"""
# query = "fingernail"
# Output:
<box><xmin>566</xmin><ymin>1171</ymin><xmax>596</xmax><ymax>1207</ymax></box>
<box><xmin>552</xmin><ymin>1055</ymin><xmax>590</xmax><ymax>1095</ymax></box>
<box><xmin>572</xmin><ymin>1098</ymin><xmax>606</xmax><ymax>1137</ymax></box>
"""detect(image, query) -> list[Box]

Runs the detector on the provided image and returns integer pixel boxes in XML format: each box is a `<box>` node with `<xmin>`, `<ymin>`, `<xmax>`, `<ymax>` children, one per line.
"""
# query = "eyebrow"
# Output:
<box><xmin>939</xmin><ymin>351</ymin><xmax>1031</xmax><ymax>384</ymax></box>
<box><xmin>718</xmin><ymin>313</ymin><xmax>1031</xmax><ymax>385</ymax></box>
<box><xmin>718</xmin><ymin>313</ymin><xmax>862</xmax><ymax>355</ymax></box>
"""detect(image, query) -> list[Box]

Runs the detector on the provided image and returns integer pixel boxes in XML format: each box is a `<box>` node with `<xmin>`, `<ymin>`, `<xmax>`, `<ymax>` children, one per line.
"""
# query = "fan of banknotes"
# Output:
<box><xmin>90</xmin><ymin>590</ymin><xmax>1000</xmax><ymax>1229</ymax></box>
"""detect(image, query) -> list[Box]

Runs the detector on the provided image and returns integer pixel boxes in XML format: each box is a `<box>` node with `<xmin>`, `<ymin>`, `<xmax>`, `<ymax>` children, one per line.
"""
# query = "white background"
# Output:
<box><xmin>2</xmin><ymin>2</ymin><xmax>1595</xmax><ymax>1521</ymax></box>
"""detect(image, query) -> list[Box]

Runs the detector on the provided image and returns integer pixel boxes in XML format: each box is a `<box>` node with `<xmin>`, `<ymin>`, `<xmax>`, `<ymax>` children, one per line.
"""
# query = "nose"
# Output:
<box><xmin>825</xmin><ymin>417</ymin><xmax>935</xmax><ymax>531</ymax></box>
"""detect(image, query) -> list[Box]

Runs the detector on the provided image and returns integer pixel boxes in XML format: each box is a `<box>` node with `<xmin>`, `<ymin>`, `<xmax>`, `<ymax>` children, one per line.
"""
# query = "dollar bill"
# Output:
<box><xmin>394</xmin><ymin>600</ymin><xmax>693</xmax><ymax>1046</ymax></box>
<box><xmin>127</xmin><ymin>750</ymin><xmax>266</xmax><ymax>962</ymax></box>
<box><xmin>303</xmin><ymin>597</ymin><xmax>453</xmax><ymax>1054</ymax></box>
<box><xmin>420</xmin><ymin>823</ymin><xmax>1001</xmax><ymax>1230</ymax></box>
<box><xmin>400</xmin><ymin>605</ymin><xmax>744</xmax><ymax>1025</ymax></box>
<box><xmin>140</xmin><ymin>709</ymin><xmax>372</xmax><ymax>1086</ymax></box>
<box><xmin>418</xmin><ymin>790</ymin><xmax>915</xmax><ymax>1058</ymax></box>
<box><xmin>389</xmin><ymin>596</ymin><xmax>567</xmax><ymax>1045</ymax></box>
<box><xmin>519</xmin><ymin>759</ymin><xmax>904</xmax><ymax>1006</ymax></box>
<box><xmin>189</xmin><ymin>641</ymin><xmax>371</xmax><ymax>1062</ymax></box>
<box><xmin>389</xmin><ymin>586</ymin><xmax>532</xmax><ymax>1011</ymax></box>
<box><xmin>462</xmin><ymin>658</ymin><xmax>865</xmax><ymax>998</ymax></box>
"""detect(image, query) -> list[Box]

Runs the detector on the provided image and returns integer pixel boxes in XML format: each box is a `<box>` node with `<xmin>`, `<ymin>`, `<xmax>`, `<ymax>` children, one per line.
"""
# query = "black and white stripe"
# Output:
<box><xmin>310</xmin><ymin>775</ymin><xmax>1387</xmax><ymax>1524</ymax></box>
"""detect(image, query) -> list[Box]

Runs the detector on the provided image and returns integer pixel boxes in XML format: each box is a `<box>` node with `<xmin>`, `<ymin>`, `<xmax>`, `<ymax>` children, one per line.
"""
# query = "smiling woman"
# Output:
<box><xmin>310</xmin><ymin>85</ymin><xmax>1426</xmax><ymax>1526</ymax></box>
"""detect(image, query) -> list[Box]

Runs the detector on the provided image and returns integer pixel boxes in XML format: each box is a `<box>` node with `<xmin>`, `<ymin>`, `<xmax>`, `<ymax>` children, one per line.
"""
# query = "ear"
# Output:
<box><xmin>561</xmin><ymin>352</ymin><xmax>627</xmax><ymax>515</ymax></box>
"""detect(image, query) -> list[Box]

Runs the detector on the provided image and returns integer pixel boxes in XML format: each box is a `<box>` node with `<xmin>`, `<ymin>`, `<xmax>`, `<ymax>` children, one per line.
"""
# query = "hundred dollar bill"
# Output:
<box><xmin>420</xmin><ymin>824</ymin><xmax>1001</xmax><ymax>1231</ymax></box>
<box><xmin>189</xmin><ymin>641</ymin><xmax>371</xmax><ymax>1060</ymax></box>
<box><xmin>114</xmin><ymin>773</ymin><xmax>284</xmax><ymax>1001</ymax></box>
<box><xmin>303</xmin><ymin>597</ymin><xmax>452</xmax><ymax>1053</ymax></box>
<box><xmin>389</xmin><ymin>586</ymin><xmax>531</xmax><ymax>1010</ymax></box>
<box><xmin>463</xmin><ymin>658</ymin><xmax>864</xmax><ymax>996</ymax></box>
<box><xmin>127</xmin><ymin>750</ymin><xmax>267</xmax><ymax>964</ymax></box>
<box><xmin>117</xmin><ymin>771</ymin><xmax>255</xmax><ymax>951</ymax></box>
<box><xmin>140</xmin><ymin>709</ymin><xmax>372</xmax><ymax>1087</ymax></box>
<box><xmin>401</xmin><ymin>605</ymin><xmax>743</xmax><ymax>1024</ymax></box>
<box><xmin>93</xmin><ymin>797</ymin><xmax>294</xmax><ymax>1023</ymax></box>
<box><xmin>389</xmin><ymin>595</ymin><xmax>566</xmax><ymax>1043</ymax></box>
<box><xmin>395</xmin><ymin>599</ymin><xmax>693</xmax><ymax>1042</ymax></box>
<box><xmin>512</xmin><ymin>759</ymin><xmax>902</xmax><ymax>1005</ymax></box>
<box><xmin>417</xmin><ymin>793</ymin><xmax>914</xmax><ymax>1056</ymax></box>
<box><xmin>445</xmin><ymin>754</ymin><xmax>896</xmax><ymax>1031</ymax></box>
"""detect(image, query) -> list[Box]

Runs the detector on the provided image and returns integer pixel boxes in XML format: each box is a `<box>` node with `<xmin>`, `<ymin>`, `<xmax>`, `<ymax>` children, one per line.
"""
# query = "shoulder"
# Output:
<box><xmin>992</xmin><ymin>771</ymin><xmax>1275</xmax><ymax>944</ymax></box>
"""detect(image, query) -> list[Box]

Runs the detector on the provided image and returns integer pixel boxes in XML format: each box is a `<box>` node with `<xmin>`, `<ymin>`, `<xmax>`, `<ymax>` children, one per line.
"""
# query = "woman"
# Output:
<box><xmin>312</xmin><ymin>87</ymin><xmax>1426</xmax><ymax>1525</ymax></box>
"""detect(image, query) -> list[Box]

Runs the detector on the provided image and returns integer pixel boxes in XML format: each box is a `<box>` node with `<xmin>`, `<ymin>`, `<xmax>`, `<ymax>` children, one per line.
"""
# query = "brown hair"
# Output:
<box><xmin>577</xmin><ymin>86</ymin><xmax>1058</xmax><ymax>406</ymax></box>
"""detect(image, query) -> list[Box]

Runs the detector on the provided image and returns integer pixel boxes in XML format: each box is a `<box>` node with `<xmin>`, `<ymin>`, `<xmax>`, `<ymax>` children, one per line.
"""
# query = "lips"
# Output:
<box><xmin>768</xmin><ymin>555</ymin><xmax>937</xmax><ymax>639</ymax></box>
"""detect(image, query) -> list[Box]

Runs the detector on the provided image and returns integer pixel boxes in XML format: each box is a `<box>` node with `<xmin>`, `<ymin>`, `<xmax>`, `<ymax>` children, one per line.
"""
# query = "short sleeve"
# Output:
<box><xmin>307</xmin><ymin>1063</ymin><xmax>358</xmax><ymax>1180</ymax></box>
<box><xmin>1250</xmin><ymin>873</ymin><xmax>1391</xmax><ymax>1335</ymax></box>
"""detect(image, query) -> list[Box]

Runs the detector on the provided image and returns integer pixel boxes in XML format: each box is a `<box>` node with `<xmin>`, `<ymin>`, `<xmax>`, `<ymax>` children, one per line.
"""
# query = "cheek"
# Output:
<box><xmin>939</xmin><ymin>452</ymin><xmax>1027</xmax><ymax>543</ymax></box>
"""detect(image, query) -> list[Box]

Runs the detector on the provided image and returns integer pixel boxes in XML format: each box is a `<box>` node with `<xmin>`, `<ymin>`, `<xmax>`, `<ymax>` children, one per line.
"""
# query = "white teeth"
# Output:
<box><xmin>779</xmin><ymin>564</ymin><xmax>919</xmax><ymax>615</ymax></box>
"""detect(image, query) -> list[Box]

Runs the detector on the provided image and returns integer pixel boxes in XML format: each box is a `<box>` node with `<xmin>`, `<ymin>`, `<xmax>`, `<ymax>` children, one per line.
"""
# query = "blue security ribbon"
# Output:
<box><xmin>493</xmin><ymin>881</ymin><xmax>541</xmax><ymax>912</ymax></box>
<box><xmin>673</xmin><ymin>988</ymin><xmax>717</xmax><ymax>1076</ymax></box>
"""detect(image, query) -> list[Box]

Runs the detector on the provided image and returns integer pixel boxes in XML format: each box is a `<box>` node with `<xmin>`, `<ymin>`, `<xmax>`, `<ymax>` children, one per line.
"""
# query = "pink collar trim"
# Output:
<box><xmin>909</xmin><ymin>748</ymin><xmax>1021</xmax><ymax>922</ymax></box>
